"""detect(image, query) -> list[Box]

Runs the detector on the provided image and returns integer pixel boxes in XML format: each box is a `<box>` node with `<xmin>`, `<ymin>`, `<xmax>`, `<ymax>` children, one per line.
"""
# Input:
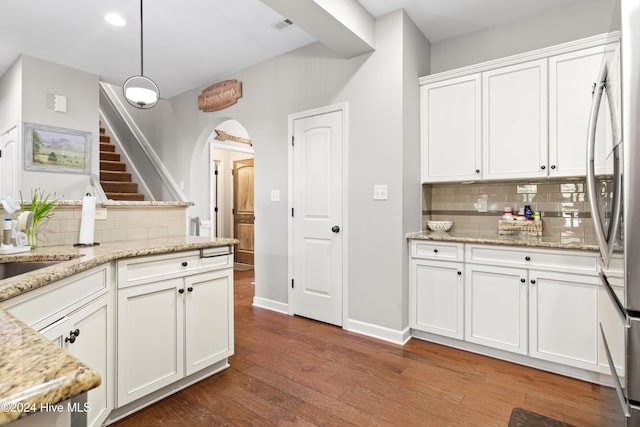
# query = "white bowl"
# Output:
<box><xmin>427</xmin><ymin>220</ymin><xmax>453</xmax><ymax>232</ymax></box>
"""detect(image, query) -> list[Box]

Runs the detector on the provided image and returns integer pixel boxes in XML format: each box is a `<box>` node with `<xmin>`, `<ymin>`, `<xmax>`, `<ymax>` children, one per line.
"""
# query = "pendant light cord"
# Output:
<box><xmin>139</xmin><ymin>0</ymin><xmax>144</xmax><ymax>76</ymax></box>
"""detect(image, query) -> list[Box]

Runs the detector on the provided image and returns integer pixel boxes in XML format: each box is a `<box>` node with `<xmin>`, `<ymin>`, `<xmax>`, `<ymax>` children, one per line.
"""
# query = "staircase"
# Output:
<box><xmin>99</xmin><ymin>127</ymin><xmax>145</xmax><ymax>201</ymax></box>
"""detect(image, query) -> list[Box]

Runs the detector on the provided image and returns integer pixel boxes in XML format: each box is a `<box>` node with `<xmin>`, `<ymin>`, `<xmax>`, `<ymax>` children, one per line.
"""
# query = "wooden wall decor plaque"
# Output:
<box><xmin>215</xmin><ymin>130</ymin><xmax>252</xmax><ymax>146</ymax></box>
<box><xmin>198</xmin><ymin>80</ymin><xmax>242</xmax><ymax>112</ymax></box>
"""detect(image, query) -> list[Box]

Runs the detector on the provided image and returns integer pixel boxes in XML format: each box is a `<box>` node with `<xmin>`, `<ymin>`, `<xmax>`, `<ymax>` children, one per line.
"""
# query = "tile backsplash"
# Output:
<box><xmin>423</xmin><ymin>179</ymin><xmax>613</xmax><ymax>239</ymax></box>
<box><xmin>1</xmin><ymin>204</ymin><xmax>188</xmax><ymax>248</ymax></box>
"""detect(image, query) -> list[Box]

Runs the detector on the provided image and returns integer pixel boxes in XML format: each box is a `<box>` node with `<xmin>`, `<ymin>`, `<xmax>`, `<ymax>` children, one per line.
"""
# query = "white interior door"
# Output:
<box><xmin>291</xmin><ymin>108</ymin><xmax>343</xmax><ymax>326</ymax></box>
<box><xmin>0</xmin><ymin>125</ymin><xmax>18</xmax><ymax>199</ymax></box>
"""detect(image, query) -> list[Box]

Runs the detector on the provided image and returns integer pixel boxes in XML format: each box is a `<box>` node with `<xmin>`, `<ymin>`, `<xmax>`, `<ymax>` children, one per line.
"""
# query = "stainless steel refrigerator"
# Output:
<box><xmin>588</xmin><ymin>1</ymin><xmax>640</xmax><ymax>424</ymax></box>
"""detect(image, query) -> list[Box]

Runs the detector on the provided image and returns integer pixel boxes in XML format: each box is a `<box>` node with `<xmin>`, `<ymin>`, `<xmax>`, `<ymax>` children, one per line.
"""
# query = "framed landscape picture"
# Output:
<box><xmin>24</xmin><ymin>122</ymin><xmax>91</xmax><ymax>174</ymax></box>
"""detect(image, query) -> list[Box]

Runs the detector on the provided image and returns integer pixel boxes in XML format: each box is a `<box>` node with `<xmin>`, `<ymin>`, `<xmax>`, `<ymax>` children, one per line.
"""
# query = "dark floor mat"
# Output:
<box><xmin>509</xmin><ymin>408</ymin><xmax>576</xmax><ymax>427</ymax></box>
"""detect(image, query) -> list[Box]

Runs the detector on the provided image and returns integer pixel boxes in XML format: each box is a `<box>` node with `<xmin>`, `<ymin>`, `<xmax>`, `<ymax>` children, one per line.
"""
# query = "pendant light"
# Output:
<box><xmin>123</xmin><ymin>0</ymin><xmax>159</xmax><ymax>109</ymax></box>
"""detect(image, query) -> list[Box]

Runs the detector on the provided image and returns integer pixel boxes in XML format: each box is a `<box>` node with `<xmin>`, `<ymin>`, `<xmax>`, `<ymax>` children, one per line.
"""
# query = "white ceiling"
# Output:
<box><xmin>0</xmin><ymin>0</ymin><xmax>589</xmax><ymax>99</ymax></box>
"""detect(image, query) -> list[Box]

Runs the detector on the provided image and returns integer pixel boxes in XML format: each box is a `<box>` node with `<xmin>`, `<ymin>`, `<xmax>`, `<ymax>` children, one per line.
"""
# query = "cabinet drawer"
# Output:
<box><xmin>117</xmin><ymin>247</ymin><xmax>232</xmax><ymax>288</ymax></box>
<box><xmin>411</xmin><ymin>241</ymin><xmax>464</xmax><ymax>262</ymax></box>
<box><xmin>465</xmin><ymin>244</ymin><xmax>597</xmax><ymax>273</ymax></box>
<box><xmin>3</xmin><ymin>264</ymin><xmax>111</xmax><ymax>327</ymax></box>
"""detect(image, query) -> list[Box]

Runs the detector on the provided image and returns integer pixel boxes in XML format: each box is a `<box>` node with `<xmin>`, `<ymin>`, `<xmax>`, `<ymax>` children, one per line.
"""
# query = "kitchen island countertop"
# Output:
<box><xmin>406</xmin><ymin>230</ymin><xmax>600</xmax><ymax>252</ymax></box>
<box><xmin>0</xmin><ymin>236</ymin><xmax>237</xmax><ymax>425</ymax></box>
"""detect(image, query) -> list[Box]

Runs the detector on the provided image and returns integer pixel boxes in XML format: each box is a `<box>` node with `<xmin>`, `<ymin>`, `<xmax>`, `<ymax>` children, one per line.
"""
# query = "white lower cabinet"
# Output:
<box><xmin>410</xmin><ymin>258</ymin><xmax>464</xmax><ymax>339</ymax></box>
<box><xmin>410</xmin><ymin>241</ymin><xmax>611</xmax><ymax>380</ymax></box>
<box><xmin>117</xmin><ymin>277</ymin><xmax>184</xmax><ymax>406</ymax></box>
<box><xmin>2</xmin><ymin>264</ymin><xmax>114</xmax><ymax>427</ymax></box>
<box><xmin>528</xmin><ymin>270</ymin><xmax>598</xmax><ymax>370</ymax></box>
<box><xmin>598</xmin><ymin>272</ymin><xmax>625</xmax><ymax>375</ymax></box>
<box><xmin>185</xmin><ymin>270</ymin><xmax>234</xmax><ymax>376</ymax></box>
<box><xmin>465</xmin><ymin>264</ymin><xmax>528</xmax><ymax>354</ymax></box>
<box><xmin>39</xmin><ymin>293</ymin><xmax>114</xmax><ymax>427</ymax></box>
<box><xmin>116</xmin><ymin>251</ymin><xmax>234</xmax><ymax>407</ymax></box>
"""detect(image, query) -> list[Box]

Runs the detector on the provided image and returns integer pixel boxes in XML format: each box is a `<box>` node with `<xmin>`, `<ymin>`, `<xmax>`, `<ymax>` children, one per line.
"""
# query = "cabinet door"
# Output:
<box><xmin>465</xmin><ymin>264</ymin><xmax>528</xmax><ymax>354</ymax></box>
<box><xmin>38</xmin><ymin>295</ymin><xmax>113</xmax><ymax>427</ymax></box>
<box><xmin>184</xmin><ymin>269</ymin><xmax>234</xmax><ymax>376</ymax></box>
<box><xmin>410</xmin><ymin>259</ymin><xmax>464</xmax><ymax>339</ymax></box>
<box><xmin>529</xmin><ymin>270</ymin><xmax>598</xmax><ymax>370</ymax></box>
<box><xmin>598</xmin><ymin>275</ymin><xmax>625</xmax><ymax>375</ymax></box>
<box><xmin>483</xmin><ymin>59</ymin><xmax>548</xmax><ymax>179</ymax></box>
<box><xmin>549</xmin><ymin>44</ymin><xmax>619</xmax><ymax>177</ymax></box>
<box><xmin>67</xmin><ymin>294</ymin><xmax>113</xmax><ymax>427</ymax></box>
<box><xmin>420</xmin><ymin>74</ymin><xmax>482</xmax><ymax>182</ymax></box>
<box><xmin>117</xmin><ymin>278</ymin><xmax>184</xmax><ymax>407</ymax></box>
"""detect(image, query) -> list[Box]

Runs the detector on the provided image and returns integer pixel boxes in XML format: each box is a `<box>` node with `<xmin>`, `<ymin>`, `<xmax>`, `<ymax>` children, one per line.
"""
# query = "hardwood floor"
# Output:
<box><xmin>112</xmin><ymin>270</ymin><xmax>623</xmax><ymax>426</ymax></box>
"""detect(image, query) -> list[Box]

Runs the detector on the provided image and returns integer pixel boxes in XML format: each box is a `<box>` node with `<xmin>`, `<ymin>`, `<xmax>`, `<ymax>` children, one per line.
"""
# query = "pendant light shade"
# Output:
<box><xmin>123</xmin><ymin>0</ymin><xmax>159</xmax><ymax>109</ymax></box>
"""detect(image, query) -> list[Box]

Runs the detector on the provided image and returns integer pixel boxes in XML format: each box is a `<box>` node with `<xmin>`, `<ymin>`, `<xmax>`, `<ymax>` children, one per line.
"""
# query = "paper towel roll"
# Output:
<box><xmin>18</xmin><ymin>211</ymin><xmax>33</xmax><ymax>231</ymax></box>
<box><xmin>78</xmin><ymin>195</ymin><xmax>96</xmax><ymax>245</ymax></box>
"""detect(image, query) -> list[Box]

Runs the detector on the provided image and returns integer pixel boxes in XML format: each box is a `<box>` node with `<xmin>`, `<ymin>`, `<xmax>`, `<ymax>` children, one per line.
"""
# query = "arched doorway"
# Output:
<box><xmin>208</xmin><ymin>119</ymin><xmax>254</xmax><ymax>271</ymax></box>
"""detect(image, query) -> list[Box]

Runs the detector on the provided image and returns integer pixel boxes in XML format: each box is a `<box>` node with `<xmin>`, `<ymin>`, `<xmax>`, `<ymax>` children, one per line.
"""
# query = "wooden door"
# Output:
<box><xmin>292</xmin><ymin>109</ymin><xmax>343</xmax><ymax>326</ymax></box>
<box><xmin>233</xmin><ymin>159</ymin><xmax>254</xmax><ymax>265</ymax></box>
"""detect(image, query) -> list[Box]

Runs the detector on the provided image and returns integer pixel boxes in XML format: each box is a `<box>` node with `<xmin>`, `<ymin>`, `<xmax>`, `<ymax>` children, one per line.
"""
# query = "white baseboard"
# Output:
<box><xmin>252</xmin><ymin>296</ymin><xmax>289</xmax><ymax>314</ymax></box>
<box><xmin>344</xmin><ymin>318</ymin><xmax>411</xmax><ymax>345</ymax></box>
<box><xmin>249</xmin><ymin>300</ymin><xmax>411</xmax><ymax>346</ymax></box>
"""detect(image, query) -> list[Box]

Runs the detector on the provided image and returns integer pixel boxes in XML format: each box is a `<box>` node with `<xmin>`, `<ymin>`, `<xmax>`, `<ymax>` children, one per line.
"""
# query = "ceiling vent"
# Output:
<box><xmin>272</xmin><ymin>18</ymin><xmax>294</xmax><ymax>31</ymax></box>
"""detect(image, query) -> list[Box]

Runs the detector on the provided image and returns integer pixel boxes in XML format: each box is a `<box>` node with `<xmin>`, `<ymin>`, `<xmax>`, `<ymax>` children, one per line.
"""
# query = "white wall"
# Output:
<box><xmin>19</xmin><ymin>56</ymin><xmax>99</xmax><ymax>200</ymax></box>
<box><xmin>117</xmin><ymin>11</ymin><xmax>430</xmax><ymax>336</ymax></box>
<box><xmin>430</xmin><ymin>0</ymin><xmax>620</xmax><ymax>73</ymax></box>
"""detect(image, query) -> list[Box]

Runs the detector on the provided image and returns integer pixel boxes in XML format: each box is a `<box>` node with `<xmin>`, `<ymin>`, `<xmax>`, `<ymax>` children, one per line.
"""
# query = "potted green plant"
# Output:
<box><xmin>20</xmin><ymin>188</ymin><xmax>60</xmax><ymax>248</ymax></box>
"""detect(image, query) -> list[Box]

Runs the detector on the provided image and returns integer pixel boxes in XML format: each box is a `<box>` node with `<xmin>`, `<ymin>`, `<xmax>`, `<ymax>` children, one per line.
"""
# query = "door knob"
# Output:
<box><xmin>331</xmin><ymin>225</ymin><xmax>340</xmax><ymax>233</ymax></box>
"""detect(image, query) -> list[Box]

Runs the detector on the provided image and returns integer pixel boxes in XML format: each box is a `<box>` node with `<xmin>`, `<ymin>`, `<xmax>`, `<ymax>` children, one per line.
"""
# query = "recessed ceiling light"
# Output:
<box><xmin>105</xmin><ymin>13</ymin><xmax>126</xmax><ymax>27</ymax></box>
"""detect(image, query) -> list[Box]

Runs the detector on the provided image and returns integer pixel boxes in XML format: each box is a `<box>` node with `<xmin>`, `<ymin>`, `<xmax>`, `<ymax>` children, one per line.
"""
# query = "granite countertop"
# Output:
<box><xmin>0</xmin><ymin>236</ymin><xmax>237</xmax><ymax>425</ymax></box>
<box><xmin>406</xmin><ymin>230</ymin><xmax>600</xmax><ymax>251</ymax></box>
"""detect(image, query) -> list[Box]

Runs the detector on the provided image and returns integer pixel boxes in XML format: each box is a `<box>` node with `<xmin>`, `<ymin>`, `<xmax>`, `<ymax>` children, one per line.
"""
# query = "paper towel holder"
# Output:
<box><xmin>74</xmin><ymin>193</ymin><xmax>100</xmax><ymax>247</ymax></box>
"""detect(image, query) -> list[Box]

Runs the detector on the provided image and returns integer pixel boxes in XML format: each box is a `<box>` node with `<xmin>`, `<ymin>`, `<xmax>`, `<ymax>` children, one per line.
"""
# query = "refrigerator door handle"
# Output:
<box><xmin>600</xmin><ymin>323</ymin><xmax>631</xmax><ymax>418</ymax></box>
<box><xmin>586</xmin><ymin>62</ymin><xmax>622</xmax><ymax>266</ymax></box>
<box><xmin>599</xmin><ymin>271</ymin><xmax>630</xmax><ymax>328</ymax></box>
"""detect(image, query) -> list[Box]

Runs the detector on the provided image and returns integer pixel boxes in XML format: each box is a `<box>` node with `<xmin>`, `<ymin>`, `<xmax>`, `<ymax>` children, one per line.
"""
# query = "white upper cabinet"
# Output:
<box><xmin>420</xmin><ymin>74</ymin><xmax>481</xmax><ymax>182</ymax></box>
<box><xmin>548</xmin><ymin>44</ymin><xmax>619</xmax><ymax>177</ymax></box>
<box><xmin>482</xmin><ymin>60</ymin><xmax>548</xmax><ymax>180</ymax></box>
<box><xmin>419</xmin><ymin>33</ymin><xmax>620</xmax><ymax>183</ymax></box>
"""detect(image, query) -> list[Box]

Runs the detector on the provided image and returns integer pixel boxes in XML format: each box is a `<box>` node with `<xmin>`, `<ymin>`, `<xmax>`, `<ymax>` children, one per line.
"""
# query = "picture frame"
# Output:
<box><xmin>24</xmin><ymin>122</ymin><xmax>91</xmax><ymax>174</ymax></box>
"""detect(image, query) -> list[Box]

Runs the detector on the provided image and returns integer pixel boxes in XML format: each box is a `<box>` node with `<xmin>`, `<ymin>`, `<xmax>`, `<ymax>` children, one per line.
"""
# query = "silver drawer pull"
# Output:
<box><xmin>199</xmin><ymin>248</ymin><xmax>233</xmax><ymax>259</ymax></box>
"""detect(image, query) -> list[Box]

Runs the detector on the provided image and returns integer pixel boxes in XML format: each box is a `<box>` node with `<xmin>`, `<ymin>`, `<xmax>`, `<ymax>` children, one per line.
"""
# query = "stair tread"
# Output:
<box><xmin>99</xmin><ymin>127</ymin><xmax>143</xmax><ymax>201</ymax></box>
<box><xmin>105</xmin><ymin>192</ymin><xmax>145</xmax><ymax>201</ymax></box>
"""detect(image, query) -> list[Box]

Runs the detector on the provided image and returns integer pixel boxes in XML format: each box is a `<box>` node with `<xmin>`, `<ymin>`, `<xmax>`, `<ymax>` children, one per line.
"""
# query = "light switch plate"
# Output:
<box><xmin>373</xmin><ymin>185</ymin><xmax>388</xmax><ymax>200</ymax></box>
<box><xmin>271</xmin><ymin>190</ymin><xmax>280</xmax><ymax>202</ymax></box>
